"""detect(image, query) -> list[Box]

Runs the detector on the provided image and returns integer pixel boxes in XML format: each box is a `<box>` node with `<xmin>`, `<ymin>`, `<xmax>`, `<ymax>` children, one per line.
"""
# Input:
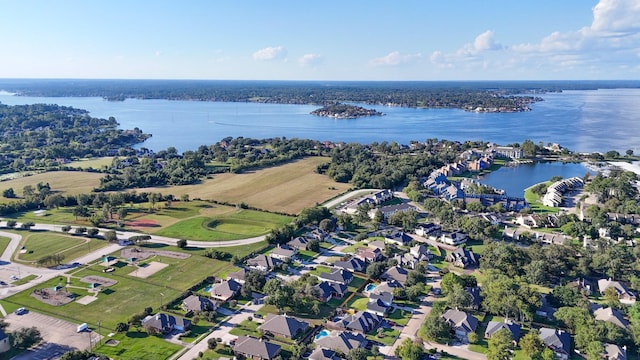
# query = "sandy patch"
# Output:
<box><xmin>79</xmin><ymin>275</ymin><xmax>117</xmax><ymax>287</ymax></box>
<box><xmin>127</xmin><ymin>218</ymin><xmax>160</xmax><ymax>228</ymax></box>
<box><xmin>130</xmin><ymin>261</ymin><xmax>168</xmax><ymax>278</ymax></box>
<box><xmin>76</xmin><ymin>295</ymin><xmax>98</xmax><ymax>305</ymax></box>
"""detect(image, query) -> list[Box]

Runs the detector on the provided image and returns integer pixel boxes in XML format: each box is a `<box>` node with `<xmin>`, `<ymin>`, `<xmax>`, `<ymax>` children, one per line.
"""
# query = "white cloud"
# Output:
<box><xmin>155</xmin><ymin>51</ymin><xmax>163</xmax><ymax>57</ymax></box>
<box><xmin>298</xmin><ymin>53</ymin><xmax>324</xmax><ymax>67</ymax></box>
<box><xmin>252</xmin><ymin>46</ymin><xmax>287</xmax><ymax>61</ymax></box>
<box><xmin>369</xmin><ymin>51</ymin><xmax>422</xmax><ymax>66</ymax></box>
<box><xmin>430</xmin><ymin>0</ymin><xmax>640</xmax><ymax>77</ymax></box>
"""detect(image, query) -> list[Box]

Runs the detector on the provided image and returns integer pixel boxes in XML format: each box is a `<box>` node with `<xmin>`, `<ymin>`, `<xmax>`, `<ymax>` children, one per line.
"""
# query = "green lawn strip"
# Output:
<box><xmin>308</xmin><ymin>265</ymin><xmax>331</xmax><ymax>276</ymax></box>
<box><xmin>94</xmin><ymin>331</ymin><xmax>183</xmax><ymax>360</ymax></box>
<box><xmin>180</xmin><ymin>323</ymin><xmax>214</xmax><ymax>344</ymax></box>
<box><xmin>229</xmin><ymin>319</ymin><xmax>260</xmax><ymax>337</ymax></box>
<box><xmin>11</xmin><ymin>274</ymin><xmax>37</xmax><ymax>285</ymax></box>
<box><xmin>366</xmin><ymin>327</ymin><xmax>400</xmax><ymax>346</ymax></box>
<box><xmin>387</xmin><ymin>308</ymin><xmax>413</xmax><ymax>327</ymax></box>
<box><xmin>319</xmin><ymin>242</ymin><xmax>333</xmax><ymax>250</ymax></box>
<box><xmin>4</xmin><ymin>208</ymin><xmax>77</xmax><ymax>224</ymax></box>
<box><xmin>212</xmin><ymin>240</ymin><xmax>269</xmax><ymax>260</ymax></box>
<box><xmin>0</xmin><ymin>236</ymin><xmax>10</xmax><ymax>256</ymax></box>
<box><xmin>228</xmin><ymin>209</ymin><xmax>293</xmax><ymax>225</ymax></box>
<box><xmin>203</xmin><ymin>344</ymin><xmax>235</xmax><ymax>360</ymax></box>
<box><xmin>346</xmin><ymin>296</ymin><xmax>368</xmax><ymax>311</ymax></box>
<box><xmin>339</xmin><ymin>241</ymin><xmax>368</xmax><ymax>254</ymax></box>
<box><xmin>348</xmin><ymin>276</ymin><xmax>367</xmax><ymax>292</ymax></box>
<box><xmin>524</xmin><ymin>183</ymin><xmax>560</xmax><ymax>214</ymax></box>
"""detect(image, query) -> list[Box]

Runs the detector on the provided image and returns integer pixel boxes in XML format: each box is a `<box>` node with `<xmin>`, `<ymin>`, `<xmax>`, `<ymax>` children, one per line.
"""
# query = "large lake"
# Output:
<box><xmin>1</xmin><ymin>88</ymin><xmax>639</xmax><ymax>154</ymax></box>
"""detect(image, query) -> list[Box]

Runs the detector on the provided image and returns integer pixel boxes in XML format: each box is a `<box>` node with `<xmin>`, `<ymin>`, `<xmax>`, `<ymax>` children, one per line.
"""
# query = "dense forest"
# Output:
<box><xmin>0</xmin><ymin>103</ymin><xmax>149</xmax><ymax>173</ymax></box>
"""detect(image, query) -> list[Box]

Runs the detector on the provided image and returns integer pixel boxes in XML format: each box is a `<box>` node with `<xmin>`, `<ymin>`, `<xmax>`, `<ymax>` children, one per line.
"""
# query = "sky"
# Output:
<box><xmin>1</xmin><ymin>0</ymin><xmax>639</xmax><ymax>81</ymax></box>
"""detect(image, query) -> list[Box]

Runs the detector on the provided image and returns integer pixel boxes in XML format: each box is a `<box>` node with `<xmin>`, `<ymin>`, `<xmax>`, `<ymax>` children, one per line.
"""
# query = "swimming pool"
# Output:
<box><xmin>203</xmin><ymin>285</ymin><xmax>212</xmax><ymax>292</ymax></box>
<box><xmin>365</xmin><ymin>283</ymin><xmax>377</xmax><ymax>293</ymax></box>
<box><xmin>315</xmin><ymin>329</ymin><xmax>330</xmax><ymax>340</ymax></box>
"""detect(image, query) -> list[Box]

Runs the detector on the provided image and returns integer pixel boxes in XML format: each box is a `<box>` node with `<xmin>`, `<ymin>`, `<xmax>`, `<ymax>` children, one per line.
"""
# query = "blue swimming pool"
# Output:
<box><xmin>315</xmin><ymin>329</ymin><xmax>330</xmax><ymax>340</ymax></box>
<box><xmin>365</xmin><ymin>283</ymin><xmax>377</xmax><ymax>293</ymax></box>
<box><xmin>203</xmin><ymin>285</ymin><xmax>212</xmax><ymax>292</ymax></box>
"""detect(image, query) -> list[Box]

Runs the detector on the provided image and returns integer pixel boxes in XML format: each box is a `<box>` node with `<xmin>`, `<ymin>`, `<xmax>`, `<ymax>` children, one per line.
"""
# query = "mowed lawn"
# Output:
<box><xmin>16</xmin><ymin>233</ymin><xmax>111</xmax><ymax>264</ymax></box>
<box><xmin>155</xmin><ymin>209</ymin><xmax>292</xmax><ymax>241</ymax></box>
<box><xmin>0</xmin><ymin>171</ymin><xmax>103</xmax><ymax>202</ymax></box>
<box><xmin>132</xmin><ymin>157</ymin><xmax>350</xmax><ymax>214</ymax></box>
<box><xmin>2</xmin><ymin>244</ymin><xmax>231</xmax><ymax>330</ymax></box>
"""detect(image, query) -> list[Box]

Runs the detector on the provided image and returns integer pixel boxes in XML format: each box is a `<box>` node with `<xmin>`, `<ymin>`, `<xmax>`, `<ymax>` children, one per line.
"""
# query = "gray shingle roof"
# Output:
<box><xmin>258</xmin><ymin>314</ymin><xmax>309</xmax><ymax>338</ymax></box>
<box><xmin>233</xmin><ymin>336</ymin><xmax>281</xmax><ymax>360</ymax></box>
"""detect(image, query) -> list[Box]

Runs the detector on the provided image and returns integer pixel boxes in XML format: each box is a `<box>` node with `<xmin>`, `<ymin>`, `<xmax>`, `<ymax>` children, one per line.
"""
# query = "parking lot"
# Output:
<box><xmin>4</xmin><ymin>311</ymin><xmax>101</xmax><ymax>359</ymax></box>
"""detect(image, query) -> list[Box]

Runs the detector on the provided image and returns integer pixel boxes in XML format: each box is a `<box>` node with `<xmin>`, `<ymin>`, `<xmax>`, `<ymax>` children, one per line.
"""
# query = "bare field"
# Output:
<box><xmin>0</xmin><ymin>171</ymin><xmax>102</xmax><ymax>200</ymax></box>
<box><xmin>133</xmin><ymin>157</ymin><xmax>350</xmax><ymax>214</ymax></box>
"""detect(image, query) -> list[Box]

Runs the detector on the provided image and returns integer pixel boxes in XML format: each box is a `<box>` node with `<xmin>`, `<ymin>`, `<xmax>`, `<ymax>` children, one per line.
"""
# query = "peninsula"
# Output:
<box><xmin>310</xmin><ymin>103</ymin><xmax>384</xmax><ymax>119</ymax></box>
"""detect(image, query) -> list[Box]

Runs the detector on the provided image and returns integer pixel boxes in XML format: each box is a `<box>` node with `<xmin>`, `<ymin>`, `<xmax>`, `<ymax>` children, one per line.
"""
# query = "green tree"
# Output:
<box><xmin>2</xmin><ymin>187</ymin><xmax>15</xmax><ymax>198</ymax></box>
<box><xmin>346</xmin><ymin>348</ymin><xmax>368</xmax><ymax>360</ymax></box>
<box><xmin>420</xmin><ymin>315</ymin><xmax>451</xmax><ymax>343</ymax></box>
<box><xmin>440</xmin><ymin>272</ymin><xmax>464</xmax><ymax>295</ymax></box>
<box><xmin>486</xmin><ymin>329</ymin><xmax>513</xmax><ymax>360</ymax></box>
<box><xmin>519</xmin><ymin>329</ymin><xmax>545</xmax><ymax>358</ymax></box>
<box><xmin>11</xmin><ymin>327</ymin><xmax>42</xmax><ymax>349</ymax></box>
<box><xmin>394</xmin><ymin>338</ymin><xmax>424</xmax><ymax>360</ymax></box>
<box><xmin>177</xmin><ymin>239</ymin><xmax>187</xmax><ymax>249</ymax></box>
<box><xmin>521</xmin><ymin>139</ymin><xmax>537</xmax><ymax>157</ymax></box>
<box><xmin>447</xmin><ymin>283</ymin><xmax>472</xmax><ymax>309</ymax></box>
<box><xmin>103</xmin><ymin>230</ymin><xmax>118</xmax><ymax>242</ymax></box>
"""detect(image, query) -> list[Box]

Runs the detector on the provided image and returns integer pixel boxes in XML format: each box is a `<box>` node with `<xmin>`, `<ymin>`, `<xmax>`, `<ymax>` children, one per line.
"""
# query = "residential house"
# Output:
<box><xmin>369</xmin><ymin>203</ymin><xmax>416</xmax><ymax>220</ymax></box>
<box><xmin>409</xmin><ymin>244</ymin><xmax>432</xmax><ymax>260</ymax></box>
<box><xmin>539</xmin><ymin>328</ymin><xmax>572</xmax><ymax>360</ymax></box>
<box><xmin>369</xmin><ymin>291</ymin><xmax>393</xmax><ymax>307</ymax></box>
<box><xmin>355</xmin><ymin>247</ymin><xmax>383</xmax><ymax>263</ymax></box>
<box><xmin>488</xmin><ymin>145</ymin><xmax>523</xmax><ymax>159</ymax></box>
<box><xmin>210</xmin><ymin>279</ymin><xmax>242</xmax><ymax>302</ymax></box>
<box><xmin>306</xmin><ymin>228</ymin><xmax>329</xmax><ymax>241</ymax></box>
<box><xmin>465</xmin><ymin>287</ymin><xmax>482</xmax><ymax>310</ymax></box>
<box><xmin>315</xmin><ymin>330</ymin><xmax>368</xmax><ymax>354</ymax></box>
<box><xmin>366</xmin><ymin>299</ymin><xmax>391</xmax><ymax>317</ymax></box>
<box><xmin>309</xmin><ymin>347</ymin><xmax>341</xmax><ymax>360</ymax></box>
<box><xmin>142</xmin><ymin>313</ymin><xmax>191</xmax><ymax>334</ymax></box>
<box><xmin>536</xmin><ymin>295</ymin><xmax>557</xmax><ymax>320</ymax></box>
<box><xmin>233</xmin><ymin>335</ymin><xmax>282</xmax><ymax>360</ymax></box>
<box><xmin>0</xmin><ymin>329</ymin><xmax>10</xmax><ymax>354</ymax></box>
<box><xmin>567</xmin><ymin>278</ymin><xmax>593</xmax><ymax>296</ymax></box>
<box><xmin>228</xmin><ymin>268</ymin><xmax>249</xmax><ymax>284</ymax></box>
<box><xmin>288</xmin><ymin>237</ymin><xmax>311</xmax><ymax>251</ymax></box>
<box><xmin>247</xmin><ymin>255</ymin><xmax>282</xmax><ymax>271</ymax></box>
<box><xmin>594</xmin><ymin>307</ymin><xmax>629</xmax><ymax>329</ymax></box>
<box><xmin>373</xmin><ymin>280</ymin><xmax>403</xmax><ymax>295</ymax></box>
<box><xmin>316</xmin><ymin>281</ymin><xmax>348</xmax><ymax>302</ymax></box>
<box><xmin>368</xmin><ymin>240</ymin><xmax>387</xmax><ymax>251</ymax></box>
<box><xmin>384</xmin><ymin>230</ymin><xmax>413</xmax><ymax>246</ymax></box>
<box><xmin>484</xmin><ymin>320</ymin><xmax>521</xmax><ymax>342</ymax></box>
<box><xmin>393</xmin><ymin>253</ymin><xmax>421</xmax><ymax>270</ymax></box>
<box><xmin>515</xmin><ymin>214</ymin><xmax>542</xmax><ymax>229</ymax></box>
<box><xmin>415</xmin><ymin>223</ymin><xmax>442</xmax><ymax>238</ymax></box>
<box><xmin>440</xmin><ymin>231</ymin><xmax>468</xmax><ymax>246</ymax></box>
<box><xmin>319</xmin><ymin>269</ymin><xmax>353</xmax><ymax>286</ymax></box>
<box><xmin>441</xmin><ymin>309</ymin><xmax>478</xmax><ymax>340</ymax></box>
<box><xmin>446</xmin><ymin>248</ymin><xmax>479</xmax><ymax>268</ymax></box>
<box><xmin>271</xmin><ymin>246</ymin><xmax>297</xmax><ymax>262</ymax></box>
<box><xmin>598</xmin><ymin>279</ymin><xmax>636</xmax><ymax>304</ymax></box>
<box><xmin>258</xmin><ymin>314</ymin><xmax>310</xmax><ymax>339</ymax></box>
<box><xmin>380</xmin><ymin>266</ymin><xmax>409</xmax><ymax>287</ymax></box>
<box><xmin>334</xmin><ymin>257</ymin><xmax>367</xmax><ymax>273</ymax></box>
<box><xmin>334</xmin><ymin>311</ymin><xmax>383</xmax><ymax>334</ymax></box>
<box><xmin>182</xmin><ymin>295</ymin><xmax>216</xmax><ymax>314</ymax></box>
<box><xmin>604</xmin><ymin>343</ymin><xmax>627</xmax><ymax>360</ymax></box>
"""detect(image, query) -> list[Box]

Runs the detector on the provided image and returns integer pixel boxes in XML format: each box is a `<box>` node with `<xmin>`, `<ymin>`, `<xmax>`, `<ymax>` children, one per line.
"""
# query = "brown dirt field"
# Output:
<box><xmin>79</xmin><ymin>275</ymin><xmax>118</xmax><ymax>287</ymax></box>
<box><xmin>120</xmin><ymin>247</ymin><xmax>191</xmax><ymax>261</ymax></box>
<box><xmin>0</xmin><ymin>171</ymin><xmax>103</xmax><ymax>201</ymax></box>
<box><xmin>130</xmin><ymin>157</ymin><xmax>350</xmax><ymax>214</ymax></box>
<box><xmin>129</xmin><ymin>261</ymin><xmax>168</xmax><ymax>278</ymax></box>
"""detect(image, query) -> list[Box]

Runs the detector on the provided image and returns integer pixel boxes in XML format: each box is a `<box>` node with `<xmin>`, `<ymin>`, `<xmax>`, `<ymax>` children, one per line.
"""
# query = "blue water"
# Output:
<box><xmin>203</xmin><ymin>285</ymin><xmax>212</xmax><ymax>292</ymax></box>
<box><xmin>365</xmin><ymin>283</ymin><xmax>377</xmax><ymax>293</ymax></box>
<box><xmin>1</xmin><ymin>88</ymin><xmax>639</xmax><ymax>153</ymax></box>
<box><xmin>315</xmin><ymin>329</ymin><xmax>330</xmax><ymax>340</ymax></box>
<box><xmin>479</xmin><ymin>161</ymin><xmax>590</xmax><ymax>197</ymax></box>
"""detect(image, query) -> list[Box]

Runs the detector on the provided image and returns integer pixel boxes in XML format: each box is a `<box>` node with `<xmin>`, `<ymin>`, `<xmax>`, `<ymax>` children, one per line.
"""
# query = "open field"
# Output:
<box><xmin>524</xmin><ymin>182</ymin><xmax>560</xmax><ymax>214</ymax></box>
<box><xmin>131</xmin><ymin>157</ymin><xmax>350</xmax><ymax>214</ymax></box>
<box><xmin>0</xmin><ymin>236</ymin><xmax>10</xmax><ymax>256</ymax></box>
<box><xmin>154</xmin><ymin>209</ymin><xmax>292</xmax><ymax>241</ymax></box>
<box><xmin>95</xmin><ymin>331</ymin><xmax>183</xmax><ymax>360</ymax></box>
<box><xmin>2</xmin><ymin>243</ymin><xmax>232</xmax><ymax>330</ymax></box>
<box><xmin>0</xmin><ymin>171</ymin><xmax>103</xmax><ymax>202</ymax></box>
<box><xmin>66</xmin><ymin>157</ymin><xmax>114</xmax><ymax>169</ymax></box>
<box><xmin>14</xmin><ymin>232</ymin><xmax>111</xmax><ymax>264</ymax></box>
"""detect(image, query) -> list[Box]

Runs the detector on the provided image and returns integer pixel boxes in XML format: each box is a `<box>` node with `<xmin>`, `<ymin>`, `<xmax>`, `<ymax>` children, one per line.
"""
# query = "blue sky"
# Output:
<box><xmin>2</xmin><ymin>0</ymin><xmax>639</xmax><ymax>80</ymax></box>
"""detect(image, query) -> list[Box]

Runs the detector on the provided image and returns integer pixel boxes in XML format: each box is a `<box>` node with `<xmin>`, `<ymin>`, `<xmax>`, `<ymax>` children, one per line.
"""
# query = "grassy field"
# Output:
<box><xmin>154</xmin><ymin>209</ymin><xmax>291</xmax><ymax>241</ymax></box>
<box><xmin>130</xmin><ymin>157</ymin><xmax>350</xmax><ymax>214</ymax></box>
<box><xmin>0</xmin><ymin>171</ymin><xmax>103</xmax><ymax>202</ymax></box>
<box><xmin>15</xmin><ymin>233</ymin><xmax>110</xmax><ymax>264</ymax></box>
<box><xmin>524</xmin><ymin>182</ymin><xmax>560</xmax><ymax>214</ymax></box>
<box><xmin>94</xmin><ymin>331</ymin><xmax>183</xmax><ymax>360</ymax></box>
<box><xmin>0</xmin><ymin>236</ymin><xmax>10</xmax><ymax>256</ymax></box>
<box><xmin>66</xmin><ymin>157</ymin><xmax>114</xmax><ymax>169</ymax></box>
<box><xmin>2</xmin><ymin>243</ymin><xmax>232</xmax><ymax>331</ymax></box>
